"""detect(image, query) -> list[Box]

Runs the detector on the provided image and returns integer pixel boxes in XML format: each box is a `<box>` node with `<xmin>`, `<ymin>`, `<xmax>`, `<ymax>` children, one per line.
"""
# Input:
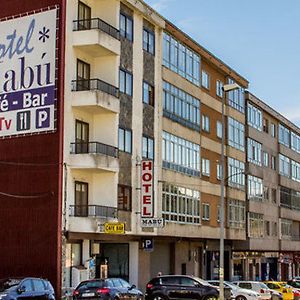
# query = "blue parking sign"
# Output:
<box><xmin>142</xmin><ymin>238</ymin><xmax>154</xmax><ymax>251</ymax></box>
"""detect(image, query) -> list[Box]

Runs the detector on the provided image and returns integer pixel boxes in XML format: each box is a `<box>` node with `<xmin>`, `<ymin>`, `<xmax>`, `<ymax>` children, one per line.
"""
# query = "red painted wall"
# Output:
<box><xmin>0</xmin><ymin>0</ymin><xmax>65</xmax><ymax>296</ymax></box>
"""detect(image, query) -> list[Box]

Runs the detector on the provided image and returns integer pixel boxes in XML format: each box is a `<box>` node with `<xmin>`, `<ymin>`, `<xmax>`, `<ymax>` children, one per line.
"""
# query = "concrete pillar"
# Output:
<box><xmin>82</xmin><ymin>239</ymin><xmax>90</xmax><ymax>263</ymax></box>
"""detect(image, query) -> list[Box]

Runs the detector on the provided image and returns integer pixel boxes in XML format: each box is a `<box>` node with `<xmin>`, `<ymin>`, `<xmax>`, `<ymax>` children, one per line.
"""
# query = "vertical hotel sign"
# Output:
<box><xmin>141</xmin><ymin>160</ymin><xmax>153</xmax><ymax>217</ymax></box>
<box><xmin>0</xmin><ymin>9</ymin><xmax>57</xmax><ymax>138</ymax></box>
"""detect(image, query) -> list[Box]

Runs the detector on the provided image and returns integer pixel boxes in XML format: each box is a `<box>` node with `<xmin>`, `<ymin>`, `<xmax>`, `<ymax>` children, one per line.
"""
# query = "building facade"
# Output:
<box><xmin>1</xmin><ymin>0</ymin><xmax>300</xmax><ymax>297</ymax></box>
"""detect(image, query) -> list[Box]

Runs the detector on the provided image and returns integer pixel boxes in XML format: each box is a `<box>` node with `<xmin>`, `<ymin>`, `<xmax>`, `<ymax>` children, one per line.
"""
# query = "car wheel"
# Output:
<box><xmin>152</xmin><ymin>295</ymin><xmax>166</xmax><ymax>300</ymax></box>
<box><xmin>204</xmin><ymin>295</ymin><xmax>218</xmax><ymax>300</ymax></box>
<box><xmin>236</xmin><ymin>296</ymin><xmax>246</xmax><ymax>300</ymax></box>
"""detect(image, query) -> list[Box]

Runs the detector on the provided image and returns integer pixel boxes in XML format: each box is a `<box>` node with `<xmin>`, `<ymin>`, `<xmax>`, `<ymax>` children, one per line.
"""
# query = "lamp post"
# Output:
<box><xmin>219</xmin><ymin>82</ymin><xmax>240</xmax><ymax>300</ymax></box>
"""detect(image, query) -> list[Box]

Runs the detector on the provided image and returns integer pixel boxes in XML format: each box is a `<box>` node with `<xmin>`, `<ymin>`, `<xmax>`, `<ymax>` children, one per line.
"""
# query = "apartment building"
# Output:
<box><xmin>233</xmin><ymin>92</ymin><xmax>300</xmax><ymax>281</ymax></box>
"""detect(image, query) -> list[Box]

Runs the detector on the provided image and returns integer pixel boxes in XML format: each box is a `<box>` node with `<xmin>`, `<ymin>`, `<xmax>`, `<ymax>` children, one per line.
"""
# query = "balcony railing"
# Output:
<box><xmin>69</xmin><ymin>205</ymin><xmax>118</xmax><ymax>218</ymax></box>
<box><xmin>70</xmin><ymin>142</ymin><xmax>118</xmax><ymax>158</ymax></box>
<box><xmin>73</xmin><ymin>18</ymin><xmax>120</xmax><ymax>40</ymax></box>
<box><xmin>72</xmin><ymin>79</ymin><xmax>119</xmax><ymax>98</ymax></box>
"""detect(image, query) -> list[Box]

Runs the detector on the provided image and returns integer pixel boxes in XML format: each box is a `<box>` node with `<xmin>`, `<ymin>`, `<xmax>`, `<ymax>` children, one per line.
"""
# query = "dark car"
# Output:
<box><xmin>73</xmin><ymin>278</ymin><xmax>143</xmax><ymax>300</ymax></box>
<box><xmin>0</xmin><ymin>277</ymin><xmax>55</xmax><ymax>300</ymax></box>
<box><xmin>145</xmin><ymin>275</ymin><xmax>219</xmax><ymax>300</ymax></box>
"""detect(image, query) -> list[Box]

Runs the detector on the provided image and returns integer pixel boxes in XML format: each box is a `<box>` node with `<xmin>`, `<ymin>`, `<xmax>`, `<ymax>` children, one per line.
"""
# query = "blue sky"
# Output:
<box><xmin>144</xmin><ymin>0</ymin><xmax>300</xmax><ymax>126</ymax></box>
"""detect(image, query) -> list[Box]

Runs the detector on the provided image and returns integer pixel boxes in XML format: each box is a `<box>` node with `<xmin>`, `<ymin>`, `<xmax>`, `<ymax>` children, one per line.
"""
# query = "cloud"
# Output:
<box><xmin>149</xmin><ymin>0</ymin><xmax>175</xmax><ymax>12</ymax></box>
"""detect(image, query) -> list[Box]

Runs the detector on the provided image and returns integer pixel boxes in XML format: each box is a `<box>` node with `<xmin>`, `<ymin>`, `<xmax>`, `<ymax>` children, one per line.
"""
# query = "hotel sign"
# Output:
<box><xmin>141</xmin><ymin>160</ymin><xmax>153</xmax><ymax>217</ymax></box>
<box><xmin>0</xmin><ymin>9</ymin><xmax>57</xmax><ymax>138</ymax></box>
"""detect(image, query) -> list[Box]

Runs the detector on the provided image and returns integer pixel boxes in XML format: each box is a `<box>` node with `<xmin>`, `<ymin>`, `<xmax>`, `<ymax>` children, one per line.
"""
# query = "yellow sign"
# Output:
<box><xmin>104</xmin><ymin>222</ymin><xmax>125</xmax><ymax>234</ymax></box>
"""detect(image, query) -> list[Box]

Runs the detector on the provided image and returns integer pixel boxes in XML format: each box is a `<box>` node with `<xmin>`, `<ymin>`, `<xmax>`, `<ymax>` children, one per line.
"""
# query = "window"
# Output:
<box><xmin>202</xmin><ymin>203</ymin><xmax>210</xmax><ymax>220</ymax></box>
<box><xmin>279</xmin><ymin>124</ymin><xmax>290</xmax><ymax>147</ymax></box>
<box><xmin>143</xmin><ymin>81</ymin><xmax>154</xmax><ymax>106</ymax></box>
<box><xmin>201</xmin><ymin>70</ymin><xmax>209</xmax><ymax>89</ymax></box>
<box><xmin>77</xmin><ymin>1</ymin><xmax>91</xmax><ymax>30</ymax></box>
<box><xmin>217</xmin><ymin>205</ymin><xmax>220</xmax><ymax>223</ymax></box>
<box><xmin>228</xmin><ymin>157</ymin><xmax>245</xmax><ymax>189</ymax></box>
<box><xmin>75</xmin><ymin>120</ymin><xmax>89</xmax><ymax>153</ymax></box>
<box><xmin>265</xmin><ymin>221</ymin><xmax>270</xmax><ymax>236</ymax></box>
<box><xmin>33</xmin><ymin>279</ymin><xmax>45</xmax><ymax>292</ymax></box>
<box><xmin>228</xmin><ymin>117</ymin><xmax>245</xmax><ymax>151</ymax></box>
<box><xmin>163</xmin><ymin>81</ymin><xmax>200</xmax><ymax>130</ymax></box>
<box><xmin>228</xmin><ymin>199</ymin><xmax>245</xmax><ymax>229</ymax></box>
<box><xmin>216</xmin><ymin>80</ymin><xmax>223</xmax><ymax>98</ymax></box>
<box><xmin>291</xmin><ymin>132</ymin><xmax>300</xmax><ymax>154</ymax></box>
<box><xmin>263</xmin><ymin>118</ymin><xmax>269</xmax><ymax>133</ymax></box>
<box><xmin>263</xmin><ymin>151</ymin><xmax>269</xmax><ymax>167</ymax></box>
<box><xmin>292</xmin><ymin>160</ymin><xmax>300</xmax><ymax>182</ymax></box>
<box><xmin>118</xmin><ymin>185</ymin><xmax>131</xmax><ymax>211</ymax></box>
<box><xmin>162</xmin><ymin>183</ymin><xmax>200</xmax><ymax>224</ymax></box>
<box><xmin>163</xmin><ymin>32</ymin><xmax>200</xmax><ymax>85</ymax></box>
<box><xmin>119</xmin><ymin>69</ymin><xmax>132</xmax><ymax>96</ymax></box>
<box><xmin>75</xmin><ymin>181</ymin><xmax>88</xmax><ymax>217</ymax></box>
<box><xmin>143</xmin><ymin>28</ymin><xmax>155</xmax><ymax>54</ymax></box>
<box><xmin>271</xmin><ymin>123</ymin><xmax>276</xmax><ymax>138</ymax></box>
<box><xmin>247</xmin><ymin>102</ymin><xmax>262</xmax><ymax>131</ymax></box>
<box><xmin>22</xmin><ymin>280</ymin><xmax>33</xmax><ymax>292</ymax></box>
<box><xmin>118</xmin><ymin>128</ymin><xmax>132</xmax><ymax>153</ymax></box>
<box><xmin>217</xmin><ymin>163</ymin><xmax>222</xmax><ymax>180</ymax></box>
<box><xmin>216</xmin><ymin>121</ymin><xmax>223</xmax><ymax>138</ymax></box>
<box><xmin>162</xmin><ymin>131</ymin><xmax>200</xmax><ymax>176</ymax></box>
<box><xmin>247</xmin><ymin>138</ymin><xmax>262</xmax><ymax>166</ymax></box>
<box><xmin>279</xmin><ymin>154</ymin><xmax>290</xmax><ymax>177</ymax></box>
<box><xmin>76</xmin><ymin>59</ymin><xmax>90</xmax><ymax>90</ymax></box>
<box><xmin>202</xmin><ymin>159</ymin><xmax>210</xmax><ymax>177</ymax></box>
<box><xmin>271</xmin><ymin>188</ymin><xmax>277</xmax><ymax>204</ymax></box>
<box><xmin>271</xmin><ymin>155</ymin><xmax>276</xmax><ymax>170</ymax></box>
<box><xmin>272</xmin><ymin>222</ymin><xmax>277</xmax><ymax>236</ymax></box>
<box><xmin>227</xmin><ymin>78</ymin><xmax>245</xmax><ymax>113</ymax></box>
<box><xmin>280</xmin><ymin>187</ymin><xmax>300</xmax><ymax>210</ymax></box>
<box><xmin>120</xmin><ymin>13</ymin><xmax>133</xmax><ymax>41</ymax></box>
<box><xmin>248</xmin><ymin>212</ymin><xmax>264</xmax><ymax>238</ymax></box>
<box><xmin>142</xmin><ymin>136</ymin><xmax>154</xmax><ymax>159</ymax></box>
<box><xmin>202</xmin><ymin>115</ymin><xmax>210</xmax><ymax>132</ymax></box>
<box><xmin>247</xmin><ymin>175</ymin><xmax>263</xmax><ymax>202</ymax></box>
<box><xmin>263</xmin><ymin>186</ymin><xmax>269</xmax><ymax>201</ymax></box>
<box><xmin>281</xmin><ymin>219</ymin><xmax>292</xmax><ymax>238</ymax></box>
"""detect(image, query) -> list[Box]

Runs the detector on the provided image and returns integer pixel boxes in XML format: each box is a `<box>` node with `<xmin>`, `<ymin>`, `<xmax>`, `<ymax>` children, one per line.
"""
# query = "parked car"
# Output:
<box><xmin>208</xmin><ymin>280</ymin><xmax>261</xmax><ymax>300</ymax></box>
<box><xmin>287</xmin><ymin>280</ymin><xmax>300</xmax><ymax>290</ymax></box>
<box><xmin>0</xmin><ymin>277</ymin><xmax>55</xmax><ymax>300</ymax></box>
<box><xmin>72</xmin><ymin>278</ymin><xmax>143</xmax><ymax>300</ymax></box>
<box><xmin>263</xmin><ymin>282</ymin><xmax>293</xmax><ymax>300</ymax></box>
<box><xmin>145</xmin><ymin>275</ymin><xmax>220</xmax><ymax>300</ymax></box>
<box><xmin>232</xmin><ymin>281</ymin><xmax>272</xmax><ymax>300</ymax></box>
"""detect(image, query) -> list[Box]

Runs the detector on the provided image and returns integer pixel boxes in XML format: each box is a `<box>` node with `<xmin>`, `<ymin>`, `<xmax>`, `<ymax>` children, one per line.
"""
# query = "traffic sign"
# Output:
<box><xmin>104</xmin><ymin>222</ymin><xmax>125</xmax><ymax>234</ymax></box>
<box><xmin>142</xmin><ymin>238</ymin><xmax>154</xmax><ymax>251</ymax></box>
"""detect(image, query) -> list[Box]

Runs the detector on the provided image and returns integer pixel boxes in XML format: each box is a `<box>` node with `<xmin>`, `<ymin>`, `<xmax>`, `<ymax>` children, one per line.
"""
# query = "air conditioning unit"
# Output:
<box><xmin>72</xmin><ymin>266</ymin><xmax>89</xmax><ymax>287</ymax></box>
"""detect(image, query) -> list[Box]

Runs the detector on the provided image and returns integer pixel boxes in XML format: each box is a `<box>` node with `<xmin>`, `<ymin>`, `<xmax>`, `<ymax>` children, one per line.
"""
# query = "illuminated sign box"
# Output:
<box><xmin>0</xmin><ymin>9</ymin><xmax>57</xmax><ymax>138</ymax></box>
<box><xmin>141</xmin><ymin>160</ymin><xmax>153</xmax><ymax>217</ymax></box>
<box><xmin>104</xmin><ymin>222</ymin><xmax>125</xmax><ymax>234</ymax></box>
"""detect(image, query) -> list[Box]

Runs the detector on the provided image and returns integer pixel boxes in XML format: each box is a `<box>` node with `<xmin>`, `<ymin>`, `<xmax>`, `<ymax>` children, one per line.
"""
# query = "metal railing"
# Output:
<box><xmin>69</xmin><ymin>205</ymin><xmax>118</xmax><ymax>218</ymax></box>
<box><xmin>72</xmin><ymin>79</ymin><xmax>119</xmax><ymax>98</ymax></box>
<box><xmin>73</xmin><ymin>18</ymin><xmax>120</xmax><ymax>40</ymax></box>
<box><xmin>70</xmin><ymin>142</ymin><xmax>118</xmax><ymax>158</ymax></box>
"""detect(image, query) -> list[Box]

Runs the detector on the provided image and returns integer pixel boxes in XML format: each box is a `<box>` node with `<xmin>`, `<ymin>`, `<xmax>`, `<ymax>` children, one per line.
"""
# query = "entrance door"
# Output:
<box><xmin>75</xmin><ymin>120</ymin><xmax>89</xmax><ymax>153</ymax></box>
<box><xmin>76</xmin><ymin>59</ymin><xmax>90</xmax><ymax>90</ymax></box>
<box><xmin>78</xmin><ymin>1</ymin><xmax>91</xmax><ymax>30</ymax></box>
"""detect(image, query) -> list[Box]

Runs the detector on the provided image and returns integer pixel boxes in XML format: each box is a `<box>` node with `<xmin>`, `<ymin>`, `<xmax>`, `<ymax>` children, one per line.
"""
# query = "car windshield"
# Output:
<box><xmin>0</xmin><ymin>278</ymin><xmax>21</xmax><ymax>292</ymax></box>
<box><xmin>193</xmin><ymin>277</ymin><xmax>213</xmax><ymax>286</ymax></box>
<box><xmin>78</xmin><ymin>281</ymin><xmax>104</xmax><ymax>290</ymax></box>
<box><xmin>259</xmin><ymin>283</ymin><xmax>269</xmax><ymax>289</ymax></box>
<box><xmin>224</xmin><ymin>282</ymin><xmax>238</xmax><ymax>290</ymax></box>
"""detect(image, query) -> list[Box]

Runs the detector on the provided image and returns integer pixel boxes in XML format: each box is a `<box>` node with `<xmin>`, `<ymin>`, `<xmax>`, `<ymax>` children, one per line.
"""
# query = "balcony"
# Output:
<box><xmin>68</xmin><ymin>204</ymin><xmax>118</xmax><ymax>233</ymax></box>
<box><xmin>69</xmin><ymin>142</ymin><xmax>119</xmax><ymax>172</ymax></box>
<box><xmin>72</xmin><ymin>79</ymin><xmax>119</xmax><ymax>114</ymax></box>
<box><xmin>280</xmin><ymin>235</ymin><xmax>300</xmax><ymax>251</ymax></box>
<box><xmin>73</xmin><ymin>18</ymin><xmax>120</xmax><ymax>56</ymax></box>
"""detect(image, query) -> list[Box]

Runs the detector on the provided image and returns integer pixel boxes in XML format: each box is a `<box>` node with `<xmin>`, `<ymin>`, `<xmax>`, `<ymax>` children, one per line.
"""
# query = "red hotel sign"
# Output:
<box><xmin>141</xmin><ymin>160</ymin><xmax>153</xmax><ymax>217</ymax></box>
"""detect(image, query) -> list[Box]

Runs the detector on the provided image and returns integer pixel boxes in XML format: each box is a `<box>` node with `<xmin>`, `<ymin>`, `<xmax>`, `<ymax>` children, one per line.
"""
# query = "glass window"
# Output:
<box><xmin>21</xmin><ymin>280</ymin><xmax>33</xmax><ymax>292</ymax></box>
<box><xmin>248</xmin><ymin>175</ymin><xmax>263</xmax><ymax>202</ymax></box>
<box><xmin>228</xmin><ymin>157</ymin><xmax>245</xmax><ymax>190</ymax></box>
<box><xmin>162</xmin><ymin>183</ymin><xmax>200</xmax><ymax>224</ymax></box>
<box><xmin>202</xmin><ymin>159</ymin><xmax>210</xmax><ymax>177</ymax></box>
<box><xmin>271</xmin><ymin>123</ymin><xmax>276</xmax><ymax>138</ymax></box>
<box><xmin>118</xmin><ymin>185</ymin><xmax>131</xmax><ymax>211</ymax></box>
<box><xmin>75</xmin><ymin>181</ymin><xmax>88</xmax><ymax>217</ymax></box>
<box><xmin>143</xmin><ymin>28</ymin><xmax>155</xmax><ymax>54</ymax></box>
<box><xmin>76</xmin><ymin>59</ymin><xmax>91</xmax><ymax>91</ymax></box>
<box><xmin>120</xmin><ymin>13</ymin><xmax>133</xmax><ymax>41</ymax></box>
<box><xmin>279</xmin><ymin>154</ymin><xmax>290</xmax><ymax>177</ymax></box>
<box><xmin>271</xmin><ymin>155</ymin><xmax>276</xmax><ymax>170</ymax></box>
<box><xmin>228</xmin><ymin>117</ymin><xmax>245</xmax><ymax>151</ymax></box>
<box><xmin>247</xmin><ymin>138</ymin><xmax>262</xmax><ymax>166</ymax></box>
<box><xmin>216</xmin><ymin>80</ymin><xmax>223</xmax><ymax>98</ymax></box>
<box><xmin>33</xmin><ymin>280</ymin><xmax>45</xmax><ymax>292</ymax></box>
<box><xmin>163</xmin><ymin>81</ymin><xmax>200</xmax><ymax>130</ymax></box>
<box><xmin>279</xmin><ymin>124</ymin><xmax>290</xmax><ymax>147</ymax></box>
<box><xmin>163</xmin><ymin>32</ymin><xmax>200</xmax><ymax>86</ymax></box>
<box><xmin>263</xmin><ymin>118</ymin><xmax>269</xmax><ymax>133</ymax></box>
<box><xmin>118</xmin><ymin>128</ymin><xmax>132</xmax><ymax>153</ymax></box>
<box><xmin>201</xmin><ymin>70</ymin><xmax>209</xmax><ymax>89</ymax></box>
<box><xmin>291</xmin><ymin>132</ymin><xmax>300</xmax><ymax>154</ymax></box>
<box><xmin>77</xmin><ymin>1</ymin><xmax>91</xmax><ymax>30</ymax></box>
<box><xmin>291</xmin><ymin>160</ymin><xmax>300</xmax><ymax>182</ymax></box>
<box><xmin>119</xmin><ymin>69</ymin><xmax>132</xmax><ymax>96</ymax></box>
<box><xmin>247</xmin><ymin>102</ymin><xmax>262</xmax><ymax>131</ymax></box>
<box><xmin>216</xmin><ymin>121</ymin><xmax>223</xmax><ymax>138</ymax></box>
<box><xmin>227</xmin><ymin>78</ymin><xmax>245</xmax><ymax>113</ymax></box>
<box><xmin>228</xmin><ymin>199</ymin><xmax>245</xmax><ymax>229</ymax></box>
<box><xmin>281</xmin><ymin>219</ymin><xmax>292</xmax><ymax>238</ymax></box>
<box><xmin>143</xmin><ymin>81</ymin><xmax>154</xmax><ymax>106</ymax></box>
<box><xmin>142</xmin><ymin>136</ymin><xmax>154</xmax><ymax>159</ymax></box>
<box><xmin>202</xmin><ymin>115</ymin><xmax>210</xmax><ymax>132</ymax></box>
<box><xmin>202</xmin><ymin>203</ymin><xmax>210</xmax><ymax>221</ymax></box>
<box><xmin>217</xmin><ymin>163</ymin><xmax>222</xmax><ymax>180</ymax></box>
<box><xmin>263</xmin><ymin>151</ymin><xmax>269</xmax><ymax>167</ymax></box>
<box><xmin>248</xmin><ymin>212</ymin><xmax>264</xmax><ymax>238</ymax></box>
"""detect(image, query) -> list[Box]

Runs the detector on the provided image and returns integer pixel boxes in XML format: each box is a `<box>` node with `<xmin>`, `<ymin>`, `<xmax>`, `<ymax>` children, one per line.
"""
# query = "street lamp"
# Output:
<box><xmin>219</xmin><ymin>82</ymin><xmax>240</xmax><ymax>300</ymax></box>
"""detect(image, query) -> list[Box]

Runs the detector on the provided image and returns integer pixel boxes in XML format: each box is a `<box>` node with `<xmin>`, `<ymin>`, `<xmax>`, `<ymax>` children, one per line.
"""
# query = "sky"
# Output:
<box><xmin>144</xmin><ymin>0</ymin><xmax>300</xmax><ymax>126</ymax></box>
